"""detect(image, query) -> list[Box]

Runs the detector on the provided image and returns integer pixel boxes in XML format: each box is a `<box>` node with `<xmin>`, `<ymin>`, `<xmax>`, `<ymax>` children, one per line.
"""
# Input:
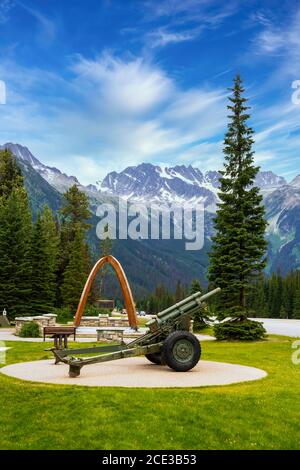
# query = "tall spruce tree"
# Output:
<box><xmin>0</xmin><ymin>150</ymin><xmax>33</xmax><ymax>318</ymax></box>
<box><xmin>209</xmin><ymin>75</ymin><xmax>267</xmax><ymax>319</ymax></box>
<box><xmin>30</xmin><ymin>215</ymin><xmax>52</xmax><ymax>314</ymax></box>
<box><xmin>59</xmin><ymin>184</ymin><xmax>91</xmax><ymax>232</ymax></box>
<box><xmin>175</xmin><ymin>280</ymin><xmax>185</xmax><ymax>302</ymax></box>
<box><xmin>40</xmin><ymin>205</ymin><xmax>60</xmax><ymax>292</ymax></box>
<box><xmin>0</xmin><ymin>149</ymin><xmax>24</xmax><ymax>199</ymax></box>
<box><xmin>57</xmin><ymin>185</ymin><xmax>91</xmax><ymax>306</ymax></box>
<box><xmin>30</xmin><ymin>207</ymin><xmax>60</xmax><ymax>314</ymax></box>
<box><xmin>0</xmin><ymin>187</ymin><xmax>33</xmax><ymax>318</ymax></box>
<box><xmin>62</xmin><ymin>225</ymin><xmax>89</xmax><ymax>311</ymax></box>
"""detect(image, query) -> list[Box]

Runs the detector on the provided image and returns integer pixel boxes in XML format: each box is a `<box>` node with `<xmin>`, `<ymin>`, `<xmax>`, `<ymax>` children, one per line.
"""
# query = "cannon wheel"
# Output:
<box><xmin>162</xmin><ymin>331</ymin><xmax>201</xmax><ymax>372</ymax></box>
<box><xmin>145</xmin><ymin>352</ymin><xmax>163</xmax><ymax>365</ymax></box>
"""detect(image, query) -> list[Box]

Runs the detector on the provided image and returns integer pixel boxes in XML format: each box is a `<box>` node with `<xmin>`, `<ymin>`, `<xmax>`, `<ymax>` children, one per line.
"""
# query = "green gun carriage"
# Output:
<box><xmin>51</xmin><ymin>287</ymin><xmax>221</xmax><ymax>377</ymax></box>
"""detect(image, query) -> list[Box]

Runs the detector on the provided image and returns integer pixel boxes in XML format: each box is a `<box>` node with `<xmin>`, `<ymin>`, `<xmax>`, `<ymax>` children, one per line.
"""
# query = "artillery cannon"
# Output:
<box><xmin>51</xmin><ymin>287</ymin><xmax>220</xmax><ymax>377</ymax></box>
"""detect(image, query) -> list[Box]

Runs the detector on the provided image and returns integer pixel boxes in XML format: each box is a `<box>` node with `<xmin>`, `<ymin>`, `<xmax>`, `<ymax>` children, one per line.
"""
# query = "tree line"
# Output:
<box><xmin>137</xmin><ymin>270</ymin><xmax>300</xmax><ymax>322</ymax></box>
<box><xmin>247</xmin><ymin>271</ymin><xmax>300</xmax><ymax>319</ymax></box>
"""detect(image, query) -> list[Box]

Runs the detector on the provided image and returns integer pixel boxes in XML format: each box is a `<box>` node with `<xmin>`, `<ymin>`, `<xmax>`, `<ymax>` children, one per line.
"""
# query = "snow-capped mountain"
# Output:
<box><xmin>255</xmin><ymin>171</ymin><xmax>287</xmax><ymax>196</ymax></box>
<box><xmin>101</xmin><ymin>162</ymin><xmax>287</xmax><ymax>211</ymax></box>
<box><xmin>0</xmin><ymin>143</ymin><xmax>80</xmax><ymax>193</ymax></box>
<box><xmin>290</xmin><ymin>175</ymin><xmax>300</xmax><ymax>188</ymax></box>
<box><xmin>255</xmin><ymin>171</ymin><xmax>286</xmax><ymax>188</ymax></box>
<box><xmin>263</xmin><ymin>181</ymin><xmax>300</xmax><ymax>273</ymax></box>
<box><xmin>102</xmin><ymin>163</ymin><xmax>219</xmax><ymax>209</ymax></box>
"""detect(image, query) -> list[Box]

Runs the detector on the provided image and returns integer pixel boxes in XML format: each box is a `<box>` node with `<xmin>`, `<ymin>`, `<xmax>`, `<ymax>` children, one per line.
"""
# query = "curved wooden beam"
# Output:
<box><xmin>73</xmin><ymin>255</ymin><xmax>138</xmax><ymax>330</ymax></box>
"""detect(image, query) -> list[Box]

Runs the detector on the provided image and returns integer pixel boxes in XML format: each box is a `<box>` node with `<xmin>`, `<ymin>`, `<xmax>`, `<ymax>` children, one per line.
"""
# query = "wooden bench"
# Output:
<box><xmin>44</xmin><ymin>326</ymin><xmax>76</xmax><ymax>349</ymax></box>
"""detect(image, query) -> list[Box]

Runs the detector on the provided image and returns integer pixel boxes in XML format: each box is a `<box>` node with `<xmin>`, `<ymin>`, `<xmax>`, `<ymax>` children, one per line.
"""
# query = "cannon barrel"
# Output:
<box><xmin>147</xmin><ymin>287</ymin><xmax>220</xmax><ymax>330</ymax></box>
<box><xmin>157</xmin><ymin>291</ymin><xmax>202</xmax><ymax>319</ymax></box>
<box><xmin>198</xmin><ymin>287</ymin><xmax>221</xmax><ymax>302</ymax></box>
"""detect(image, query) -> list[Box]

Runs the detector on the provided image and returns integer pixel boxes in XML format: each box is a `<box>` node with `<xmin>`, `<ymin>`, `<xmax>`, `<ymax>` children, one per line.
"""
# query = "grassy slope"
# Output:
<box><xmin>0</xmin><ymin>336</ymin><xmax>299</xmax><ymax>450</ymax></box>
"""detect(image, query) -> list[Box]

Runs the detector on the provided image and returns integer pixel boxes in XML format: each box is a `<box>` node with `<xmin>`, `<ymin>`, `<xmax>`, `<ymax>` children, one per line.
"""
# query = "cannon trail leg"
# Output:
<box><xmin>69</xmin><ymin>364</ymin><xmax>82</xmax><ymax>378</ymax></box>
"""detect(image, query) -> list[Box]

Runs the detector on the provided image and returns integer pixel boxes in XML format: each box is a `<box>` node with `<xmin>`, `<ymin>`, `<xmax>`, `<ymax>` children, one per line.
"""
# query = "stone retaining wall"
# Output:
<box><xmin>80</xmin><ymin>315</ymin><xmax>129</xmax><ymax>328</ymax></box>
<box><xmin>15</xmin><ymin>314</ymin><xmax>57</xmax><ymax>336</ymax></box>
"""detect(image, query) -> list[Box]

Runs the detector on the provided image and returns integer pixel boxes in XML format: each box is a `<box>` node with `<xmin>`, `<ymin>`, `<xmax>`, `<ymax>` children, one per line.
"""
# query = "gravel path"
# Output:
<box><xmin>0</xmin><ymin>357</ymin><xmax>267</xmax><ymax>388</ymax></box>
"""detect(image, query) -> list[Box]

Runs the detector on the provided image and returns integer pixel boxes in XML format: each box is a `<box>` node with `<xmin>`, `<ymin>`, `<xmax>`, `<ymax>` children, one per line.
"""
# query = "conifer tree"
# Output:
<box><xmin>0</xmin><ymin>188</ymin><xmax>33</xmax><ymax>318</ymax></box>
<box><xmin>40</xmin><ymin>205</ymin><xmax>60</xmax><ymax>291</ymax></box>
<box><xmin>30</xmin><ymin>207</ymin><xmax>60</xmax><ymax>314</ymax></box>
<box><xmin>0</xmin><ymin>149</ymin><xmax>24</xmax><ymax>199</ymax></box>
<box><xmin>30</xmin><ymin>215</ymin><xmax>52</xmax><ymax>314</ymax></box>
<box><xmin>293</xmin><ymin>290</ymin><xmax>300</xmax><ymax>319</ymax></box>
<box><xmin>279</xmin><ymin>304</ymin><xmax>288</xmax><ymax>319</ymax></box>
<box><xmin>190</xmin><ymin>279</ymin><xmax>202</xmax><ymax>294</ymax></box>
<box><xmin>0</xmin><ymin>149</ymin><xmax>33</xmax><ymax>318</ymax></box>
<box><xmin>58</xmin><ymin>185</ymin><xmax>91</xmax><ymax>306</ymax></box>
<box><xmin>175</xmin><ymin>280</ymin><xmax>185</xmax><ymax>302</ymax></box>
<box><xmin>209</xmin><ymin>75</ymin><xmax>267</xmax><ymax>319</ymax></box>
<box><xmin>62</xmin><ymin>226</ymin><xmax>89</xmax><ymax>312</ymax></box>
<box><xmin>60</xmin><ymin>184</ymin><xmax>91</xmax><ymax>232</ymax></box>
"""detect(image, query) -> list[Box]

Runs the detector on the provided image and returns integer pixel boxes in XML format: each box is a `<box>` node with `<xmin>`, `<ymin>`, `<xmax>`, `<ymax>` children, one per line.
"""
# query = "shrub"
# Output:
<box><xmin>19</xmin><ymin>321</ymin><xmax>40</xmax><ymax>338</ymax></box>
<box><xmin>85</xmin><ymin>305</ymin><xmax>112</xmax><ymax>317</ymax></box>
<box><xmin>213</xmin><ymin>318</ymin><xmax>266</xmax><ymax>341</ymax></box>
<box><xmin>52</xmin><ymin>307</ymin><xmax>73</xmax><ymax>324</ymax></box>
<box><xmin>99</xmin><ymin>308</ymin><xmax>112</xmax><ymax>316</ymax></box>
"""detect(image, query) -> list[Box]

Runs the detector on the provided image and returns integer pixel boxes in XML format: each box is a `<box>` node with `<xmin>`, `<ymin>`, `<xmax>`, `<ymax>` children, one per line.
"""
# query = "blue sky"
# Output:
<box><xmin>0</xmin><ymin>0</ymin><xmax>299</xmax><ymax>184</ymax></box>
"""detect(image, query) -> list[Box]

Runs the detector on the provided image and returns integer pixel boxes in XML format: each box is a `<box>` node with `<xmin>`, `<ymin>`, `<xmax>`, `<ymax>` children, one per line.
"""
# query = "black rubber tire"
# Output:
<box><xmin>162</xmin><ymin>331</ymin><xmax>201</xmax><ymax>372</ymax></box>
<box><xmin>145</xmin><ymin>352</ymin><xmax>162</xmax><ymax>365</ymax></box>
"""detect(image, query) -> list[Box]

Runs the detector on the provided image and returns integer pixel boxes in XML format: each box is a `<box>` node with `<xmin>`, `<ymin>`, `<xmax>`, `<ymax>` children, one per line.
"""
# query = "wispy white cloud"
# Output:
<box><xmin>18</xmin><ymin>2</ymin><xmax>56</xmax><ymax>45</ymax></box>
<box><xmin>2</xmin><ymin>47</ymin><xmax>300</xmax><ymax>184</ymax></box>
<box><xmin>0</xmin><ymin>1</ymin><xmax>56</xmax><ymax>44</ymax></box>
<box><xmin>146</xmin><ymin>28</ymin><xmax>201</xmax><ymax>48</ymax></box>
<box><xmin>253</xmin><ymin>6</ymin><xmax>300</xmax><ymax>76</ymax></box>
<box><xmin>0</xmin><ymin>0</ymin><xmax>14</xmax><ymax>24</ymax></box>
<box><xmin>142</xmin><ymin>0</ymin><xmax>238</xmax><ymax>49</ymax></box>
<box><xmin>0</xmin><ymin>52</ymin><xmax>228</xmax><ymax>184</ymax></box>
<box><xmin>67</xmin><ymin>53</ymin><xmax>228</xmax><ymax>179</ymax></box>
<box><xmin>143</xmin><ymin>0</ymin><xmax>214</xmax><ymax>20</ymax></box>
<box><xmin>252</xmin><ymin>96</ymin><xmax>300</xmax><ymax>179</ymax></box>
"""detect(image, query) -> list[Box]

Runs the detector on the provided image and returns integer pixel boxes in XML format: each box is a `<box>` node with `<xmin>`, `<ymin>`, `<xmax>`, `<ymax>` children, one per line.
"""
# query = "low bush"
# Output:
<box><xmin>213</xmin><ymin>318</ymin><xmax>266</xmax><ymax>341</ymax></box>
<box><xmin>19</xmin><ymin>321</ymin><xmax>40</xmax><ymax>338</ymax></box>
<box><xmin>52</xmin><ymin>307</ymin><xmax>73</xmax><ymax>324</ymax></box>
<box><xmin>84</xmin><ymin>306</ymin><xmax>112</xmax><ymax>316</ymax></box>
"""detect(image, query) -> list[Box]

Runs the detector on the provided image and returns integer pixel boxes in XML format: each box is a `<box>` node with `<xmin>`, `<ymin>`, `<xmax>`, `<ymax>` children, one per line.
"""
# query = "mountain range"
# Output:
<box><xmin>1</xmin><ymin>142</ymin><xmax>299</xmax><ymax>295</ymax></box>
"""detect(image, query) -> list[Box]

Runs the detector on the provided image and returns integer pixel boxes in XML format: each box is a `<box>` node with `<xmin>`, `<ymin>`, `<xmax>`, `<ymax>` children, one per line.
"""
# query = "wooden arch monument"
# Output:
<box><xmin>74</xmin><ymin>255</ymin><xmax>138</xmax><ymax>330</ymax></box>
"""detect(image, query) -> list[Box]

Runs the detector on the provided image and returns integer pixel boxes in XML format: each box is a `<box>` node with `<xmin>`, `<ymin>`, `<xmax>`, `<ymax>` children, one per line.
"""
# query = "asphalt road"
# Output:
<box><xmin>251</xmin><ymin>318</ymin><xmax>300</xmax><ymax>338</ymax></box>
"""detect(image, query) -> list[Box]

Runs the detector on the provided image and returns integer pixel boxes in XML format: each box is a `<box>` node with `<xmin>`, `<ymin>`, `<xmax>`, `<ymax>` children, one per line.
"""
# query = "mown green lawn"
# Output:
<box><xmin>0</xmin><ymin>335</ymin><xmax>299</xmax><ymax>450</ymax></box>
